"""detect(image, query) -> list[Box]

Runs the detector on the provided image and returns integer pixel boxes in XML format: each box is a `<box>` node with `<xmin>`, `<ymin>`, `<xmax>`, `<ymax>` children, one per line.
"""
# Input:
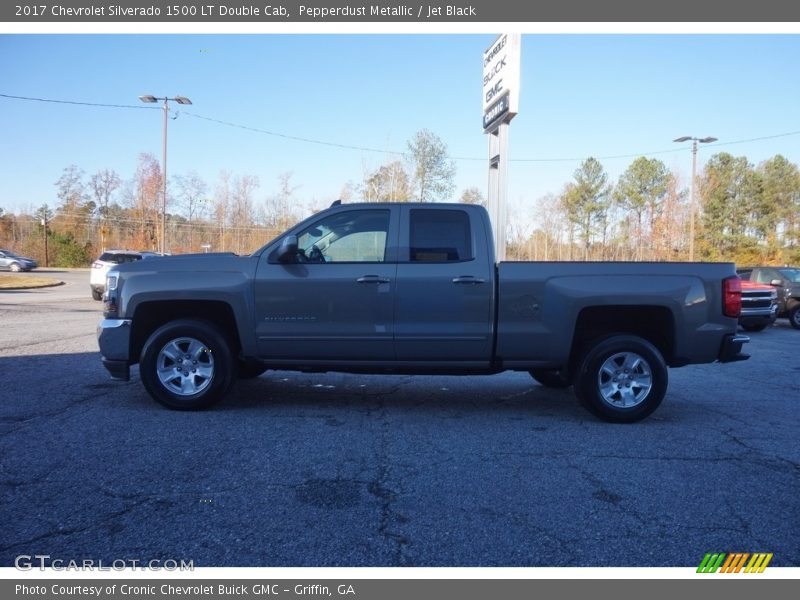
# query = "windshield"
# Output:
<box><xmin>1</xmin><ymin>250</ymin><xmax>20</xmax><ymax>257</ymax></box>
<box><xmin>778</xmin><ymin>268</ymin><xmax>800</xmax><ymax>283</ymax></box>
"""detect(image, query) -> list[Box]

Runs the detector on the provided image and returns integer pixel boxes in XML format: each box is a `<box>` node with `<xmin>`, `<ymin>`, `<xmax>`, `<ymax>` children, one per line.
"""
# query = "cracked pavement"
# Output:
<box><xmin>0</xmin><ymin>270</ymin><xmax>798</xmax><ymax>566</ymax></box>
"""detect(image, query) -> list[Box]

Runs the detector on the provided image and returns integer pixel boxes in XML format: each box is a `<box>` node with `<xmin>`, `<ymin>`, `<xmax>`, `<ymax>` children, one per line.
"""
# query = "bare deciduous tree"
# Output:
<box><xmin>90</xmin><ymin>169</ymin><xmax>121</xmax><ymax>251</ymax></box>
<box><xmin>406</xmin><ymin>129</ymin><xmax>456</xmax><ymax>202</ymax></box>
<box><xmin>175</xmin><ymin>170</ymin><xmax>209</xmax><ymax>250</ymax></box>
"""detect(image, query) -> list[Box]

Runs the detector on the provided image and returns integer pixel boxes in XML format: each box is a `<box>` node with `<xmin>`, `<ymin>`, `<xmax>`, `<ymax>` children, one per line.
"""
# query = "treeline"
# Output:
<box><xmin>1</xmin><ymin>138</ymin><xmax>799</xmax><ymax>267</ymax></box>
<box><xmin>504</xmin><ymin>153</ymin><xmax>800</xmax><ymax>265</ymax></box>
<box><xmin>0</xmin><ymin>129</ymin><xmax>462</xmax><ymax>266</ymax></box>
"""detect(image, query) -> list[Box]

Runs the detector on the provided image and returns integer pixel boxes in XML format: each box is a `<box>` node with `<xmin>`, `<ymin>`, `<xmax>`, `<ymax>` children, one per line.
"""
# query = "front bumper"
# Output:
<box><xmin>739</xmin><ymin>304</ymin><xmax>778</xmax><ymax>327</ymax></box>
<box><xmin>718</xmin><ymin>333</ymin><xmax>750</xmax><ymax>363</ymax></box>
<box><xmin>97</xmin><ymin>318</ymin><xmax>132</xmax><ymax>380</ymax></box>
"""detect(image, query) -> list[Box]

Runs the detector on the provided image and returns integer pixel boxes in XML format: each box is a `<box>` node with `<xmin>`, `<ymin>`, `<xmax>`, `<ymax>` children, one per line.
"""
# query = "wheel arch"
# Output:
<box><xmin>569</xmin><ymin>305</ymin><xmax>676</xmax><ymax>370</ymax></box>
<box><xmin>130</xmin><ymin>300</ymin><xmax>242</xmax><ymax>364</ymax></box>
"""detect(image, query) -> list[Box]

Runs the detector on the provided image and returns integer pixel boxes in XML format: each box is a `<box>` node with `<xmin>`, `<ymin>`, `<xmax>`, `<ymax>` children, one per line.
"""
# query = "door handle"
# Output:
<box><xmin>357</xmin><ymin>275</ymin><xmax>391</xmax><ymax>284</ymax></box>
<box><xmin>452</xmin><ymin>276</ymin><xmax>486</xmax><ymax>285</ymax></box>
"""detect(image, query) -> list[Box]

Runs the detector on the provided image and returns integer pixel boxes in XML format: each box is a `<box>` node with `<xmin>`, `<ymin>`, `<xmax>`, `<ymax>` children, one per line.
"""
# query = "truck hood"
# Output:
<box><xmin>112</xmin><ymin>252</ymin><xmax>257</xmax><ymax>276</ymax></box>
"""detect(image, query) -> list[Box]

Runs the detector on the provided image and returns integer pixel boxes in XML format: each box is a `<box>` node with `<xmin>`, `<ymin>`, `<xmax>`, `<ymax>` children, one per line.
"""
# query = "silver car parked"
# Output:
<box><xmin>0</xmin><ymin>249</ymin><xmax>38</xmax><ymax>272</ymax></box>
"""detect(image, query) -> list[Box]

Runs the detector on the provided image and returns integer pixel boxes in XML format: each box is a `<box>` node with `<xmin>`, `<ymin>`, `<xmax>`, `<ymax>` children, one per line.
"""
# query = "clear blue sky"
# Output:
<box><xmin>2</xmin><ymin>34</ymin><xmax>799</xmax><ymax>221</ymax></box>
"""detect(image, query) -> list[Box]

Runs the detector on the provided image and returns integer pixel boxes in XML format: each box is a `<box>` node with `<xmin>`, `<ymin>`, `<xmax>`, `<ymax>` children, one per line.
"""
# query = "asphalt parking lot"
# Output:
<box><xmin>0</xmin><ymin>270</ymin><xmax>798</xmax><ymax>567</ymax></box>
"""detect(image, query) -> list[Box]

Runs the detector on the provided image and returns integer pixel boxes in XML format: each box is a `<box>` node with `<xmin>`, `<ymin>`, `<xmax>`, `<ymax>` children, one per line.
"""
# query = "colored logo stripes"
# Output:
<box><xmin>697</xmin><ymin>552</ymin><xmax>773</xmax><ymax>573</ymax></box>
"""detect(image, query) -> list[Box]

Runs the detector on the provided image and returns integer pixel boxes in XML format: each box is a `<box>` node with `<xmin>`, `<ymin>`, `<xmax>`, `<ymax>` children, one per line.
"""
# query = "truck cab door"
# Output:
<box><xmin>254</xmin><ymin>207</ymin><xmax>399</xmax><ymax>361</ymax></box>
<box><xmin>394</xmin><ymin>206</ymin><xmax>494</xmax><ymax>364</ymax></box>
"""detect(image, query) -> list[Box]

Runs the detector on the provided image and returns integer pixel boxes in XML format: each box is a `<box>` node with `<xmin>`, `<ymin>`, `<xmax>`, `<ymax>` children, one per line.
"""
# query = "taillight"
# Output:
<box><xmin>723</xmin><ymin>276</ymin><xmax>742</xmax><ymax>318</ymax></box>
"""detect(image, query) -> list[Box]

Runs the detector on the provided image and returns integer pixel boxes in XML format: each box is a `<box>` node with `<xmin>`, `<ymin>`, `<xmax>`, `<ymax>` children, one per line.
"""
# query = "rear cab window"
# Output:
<box><xmin>409</xmin><ymin>209</ymin><xmax>472</xmax><ymax>263</ymax></box>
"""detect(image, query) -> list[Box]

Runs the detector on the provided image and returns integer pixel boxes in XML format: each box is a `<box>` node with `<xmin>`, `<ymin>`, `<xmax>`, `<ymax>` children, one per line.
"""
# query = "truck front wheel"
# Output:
<box><xmin>139</xmin><ymin>319</ymin><xmax>235</xmax><ymax>410</ymax></box>
<box><xmin>574</xmin><ymin>335</ymin><xmax>667</xmax><ymax>423</ymax></box>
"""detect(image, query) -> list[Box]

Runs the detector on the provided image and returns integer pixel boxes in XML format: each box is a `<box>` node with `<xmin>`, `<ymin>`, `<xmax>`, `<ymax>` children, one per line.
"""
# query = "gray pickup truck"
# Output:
<box><xmin>98</xmin><ymin>202</ymin><xmax>749</xmax><ymax>422</ymax></box>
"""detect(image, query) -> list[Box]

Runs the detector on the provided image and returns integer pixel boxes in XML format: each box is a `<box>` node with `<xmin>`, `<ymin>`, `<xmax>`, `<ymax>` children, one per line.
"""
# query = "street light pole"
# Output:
<box><xmin>161</xmin><ymin>96</ymin><xmax>168</xmax><ymax>256</ymax></box>
<box><xmin>673</xmin><ymin>135</ymin><xmax>718</xmax><ymax>261</ymax></box>
<box><xmin>40</xmin><ymin>207</ymin><xmax>49</xmax><ymax>268</ymax></box>
<box><xmin>139</xmin><ymin>94</ymin><xmax>193</xmax><ymax>255</ymax></box>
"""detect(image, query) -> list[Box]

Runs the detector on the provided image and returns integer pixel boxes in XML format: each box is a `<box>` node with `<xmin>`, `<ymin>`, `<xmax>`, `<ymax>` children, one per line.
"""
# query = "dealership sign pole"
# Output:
<box><xmin>483</xmin><ymin>33</ymin><xmax>521</xmax><ymax>262</ymax></box>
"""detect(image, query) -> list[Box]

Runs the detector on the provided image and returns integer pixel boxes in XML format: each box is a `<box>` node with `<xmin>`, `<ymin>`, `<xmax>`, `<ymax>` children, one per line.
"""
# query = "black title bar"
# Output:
<box><xmin>4</xmin><ymin>0</ymin><xmax>800</xmax><ymax>22</ymax></box>
<box><xmin>3</xmin><ymin>579</ymin><xmax>796</xmax><ymax>600</ymax></box>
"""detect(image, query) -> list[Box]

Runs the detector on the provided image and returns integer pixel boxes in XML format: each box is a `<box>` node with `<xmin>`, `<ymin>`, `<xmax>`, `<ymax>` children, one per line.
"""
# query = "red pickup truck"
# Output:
<box><xmin>738</xmin><ymin>280</ymin><xmax>778</xmax><ymax>331</ymax></box>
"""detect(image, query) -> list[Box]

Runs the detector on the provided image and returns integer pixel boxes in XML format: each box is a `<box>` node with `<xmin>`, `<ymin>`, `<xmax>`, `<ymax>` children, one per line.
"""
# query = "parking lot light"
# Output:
<box><xmin>139</xmin><ymin>94</ymin><xmax>193</xmax><ymax>254</ymax></box>
<box><xmin>673</xmin><ymin>135</ymin><xmax>718</xmax><ymax>261</ymax></box>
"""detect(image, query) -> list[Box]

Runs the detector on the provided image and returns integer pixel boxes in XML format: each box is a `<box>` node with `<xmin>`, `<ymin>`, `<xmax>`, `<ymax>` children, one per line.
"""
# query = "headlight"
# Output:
<box><xmin>106</xmin><ymin>273</ymin><xmax>119</xmax><ymax>291</ymax></box>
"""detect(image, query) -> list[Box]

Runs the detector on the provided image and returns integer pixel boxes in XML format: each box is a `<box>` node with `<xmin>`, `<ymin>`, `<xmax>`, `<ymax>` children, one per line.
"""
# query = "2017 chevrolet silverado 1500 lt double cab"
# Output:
<box><xmin>98</xmin><ymin>203</ymin><xmax>749</xmax><ymax>422</ymax></box>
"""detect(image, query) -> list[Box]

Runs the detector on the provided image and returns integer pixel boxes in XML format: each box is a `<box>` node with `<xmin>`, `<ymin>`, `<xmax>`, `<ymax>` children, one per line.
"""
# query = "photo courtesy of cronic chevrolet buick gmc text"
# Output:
<box><xmin>97</xmin><ymin>203</ymin><xmax>749</xmax><ymax>423</ymax></box>
<box><xmin>737</xmin><ymin>266</ymin><xmax>800</xmax><ymax>329</ymax></box>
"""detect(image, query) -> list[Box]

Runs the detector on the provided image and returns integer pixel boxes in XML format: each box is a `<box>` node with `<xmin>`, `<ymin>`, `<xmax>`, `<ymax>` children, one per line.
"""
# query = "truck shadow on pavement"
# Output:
<box><xmin>223</xmin><ymin>371</ymin><xmax>587</xmax><ymax>421</ymax></box>
<box><xmin>0</xmin><ymin>351</ymin><xmax>585</xmax><ymax>423</ymax></box>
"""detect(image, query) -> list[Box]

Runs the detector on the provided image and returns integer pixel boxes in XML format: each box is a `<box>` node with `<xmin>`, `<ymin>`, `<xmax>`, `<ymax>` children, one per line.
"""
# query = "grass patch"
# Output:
<box><xmin>0</xmin><ymin>274</ymin><xmax>63</xmax><ymax>290</ymax></box>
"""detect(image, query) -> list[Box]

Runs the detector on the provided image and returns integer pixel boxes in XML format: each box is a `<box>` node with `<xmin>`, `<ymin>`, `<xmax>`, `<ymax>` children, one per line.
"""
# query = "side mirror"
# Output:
<box><xmin>277</xmin><ymin>235</ymin><xmax>299</xmax><ymax>263</ymax></box>
<box><xmin>770</xmin><ymin>279</ymin><xmax>783</xmax><ymax>287</ymax></box>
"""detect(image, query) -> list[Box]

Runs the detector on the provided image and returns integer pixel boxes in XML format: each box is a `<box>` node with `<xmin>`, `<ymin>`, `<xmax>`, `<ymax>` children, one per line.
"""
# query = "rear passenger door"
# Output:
<box><xmin>394</xmin><ymin>206</ymin><xmax>494</xmax><ymax>363</ymax></box>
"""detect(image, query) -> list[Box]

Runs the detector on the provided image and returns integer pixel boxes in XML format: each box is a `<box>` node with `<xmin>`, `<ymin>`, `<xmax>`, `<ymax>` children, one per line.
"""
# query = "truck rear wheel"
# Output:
<box><xmin>139</xmin><ymin>319</ymin><xmax>235</xmax><ymax>410</ymax></box>
<box><xmin>574</xmin><ymin>335</ymin><xmax>667</xmax><ymax>423</ymax></box>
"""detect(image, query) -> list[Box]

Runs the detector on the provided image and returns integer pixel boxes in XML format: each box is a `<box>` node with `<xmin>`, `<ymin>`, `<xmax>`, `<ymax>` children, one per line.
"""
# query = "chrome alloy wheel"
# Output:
<box><xmin>156</xmin><ymin>337</ymin><xmax>214</xmax><ymax>396</ymax></box>
<box><xmin>597</xmin><ymin>351</ymin><xmax>653</xmax><ymax>408</ymax></box>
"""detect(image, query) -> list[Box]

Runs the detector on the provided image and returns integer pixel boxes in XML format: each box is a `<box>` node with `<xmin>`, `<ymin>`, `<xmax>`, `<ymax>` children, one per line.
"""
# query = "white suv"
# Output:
<box><xmin>90</xmin><ymin>250</ymin><xmax>159</xmax><ymax>300</ymax></box>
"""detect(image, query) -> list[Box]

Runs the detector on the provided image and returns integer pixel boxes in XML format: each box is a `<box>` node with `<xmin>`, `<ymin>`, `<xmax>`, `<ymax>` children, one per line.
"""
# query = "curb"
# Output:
<box><xmin>0</xmin><ymin>279</ymin><xmax>65</xmax><ymax>291</ymax></box>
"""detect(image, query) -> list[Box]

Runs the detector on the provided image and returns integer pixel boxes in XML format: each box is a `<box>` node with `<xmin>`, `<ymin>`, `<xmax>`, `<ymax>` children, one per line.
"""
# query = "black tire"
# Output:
<box><xmin>238</xmin><ymin>360</ymin><xmax>268</xmax><ymax>379</ymax></box>
<box><xmin>574</xmin><ymin>335</ymin><xmax>668</xmax><ymax>423</ymax></box>
<box><xmin>9</xmin><ymin>262</ymin><xmax>22</xmax><ymax>273</ymax></box>
<box><xmin>741</xmin><ymin>323</ymin><xmax>768</xmax><ymax>332</ymax></box>
<box><xmin>91</xmin><ymin>288</ymin><xmax>103</xmax><ymax>301</ymax></box>
<box><xmin>139</xmin><ymin>319</ymin><xmax>235</xmax><ymax>410</ymax></box>
<box><xmin>530</xmin><ymin>368</ymin><xmax>572</xmax><ymax>388</ymax></box>
<box><xmin>789</xmin><ymin>305</ymin><xmax>800</xmax><ymax>330</ymax></box>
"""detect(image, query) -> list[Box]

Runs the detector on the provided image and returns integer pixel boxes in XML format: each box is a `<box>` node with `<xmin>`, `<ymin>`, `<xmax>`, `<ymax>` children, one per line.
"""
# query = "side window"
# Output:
<box><xmin>297</xmin><ymin>210</ymin><xmax>390</xmax><ymax>263</ymax></box>
<box><xmin>409</xmin><ymin>209</ymin><xmax>472</xmax><ymax>262</ymax></box>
